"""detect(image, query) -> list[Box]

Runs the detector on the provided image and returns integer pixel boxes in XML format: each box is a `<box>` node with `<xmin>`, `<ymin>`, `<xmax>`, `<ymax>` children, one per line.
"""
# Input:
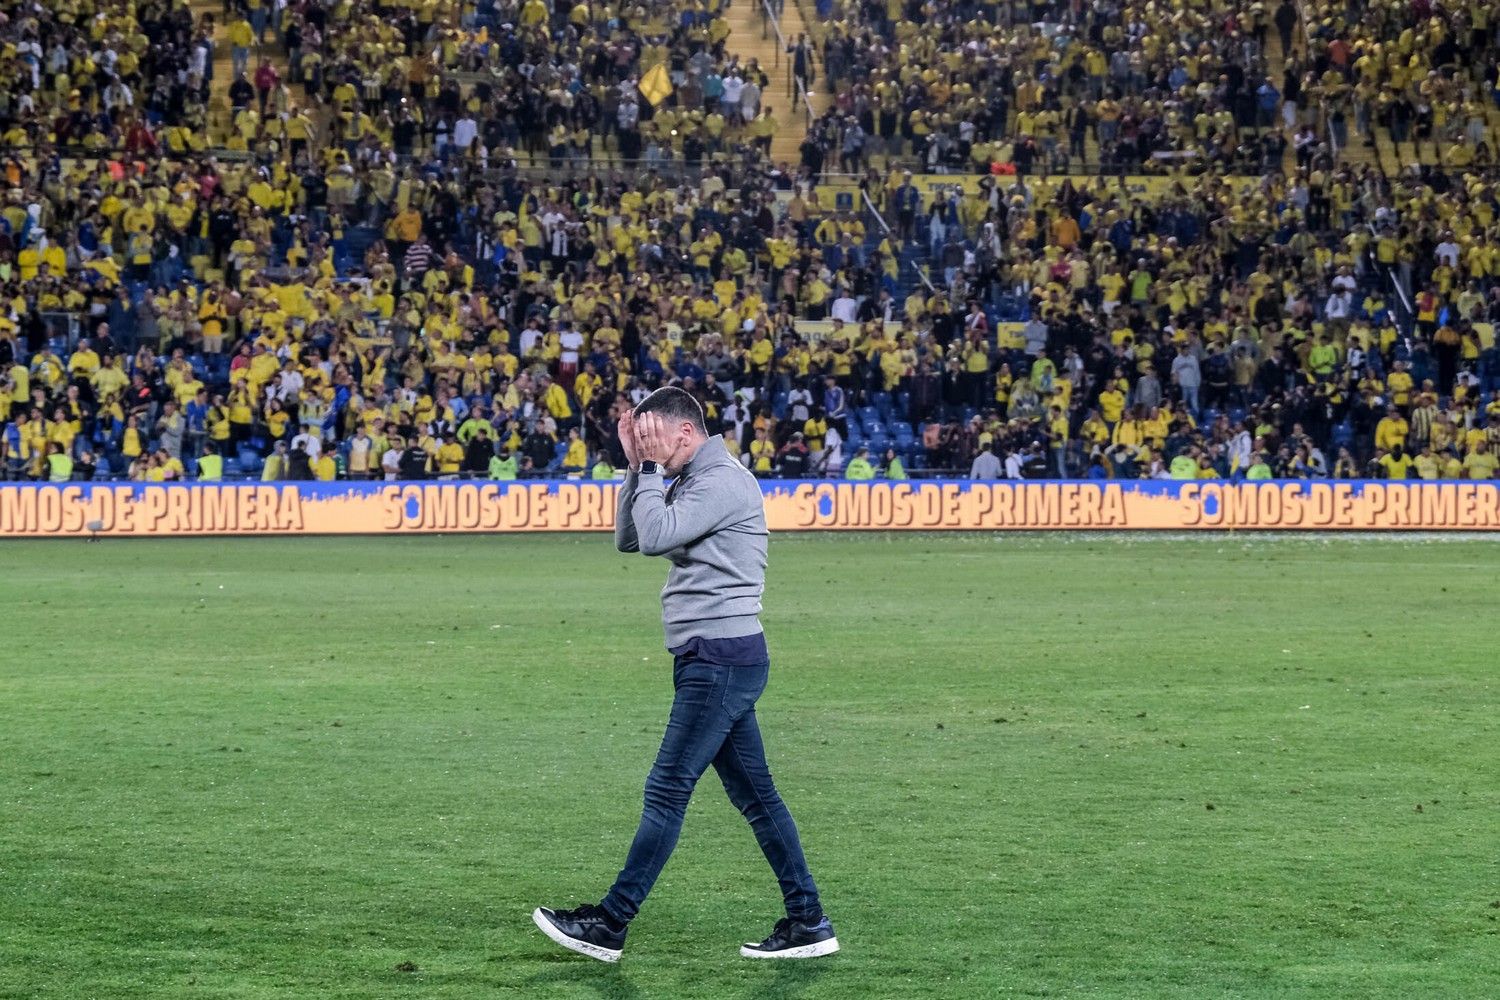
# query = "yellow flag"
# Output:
<box><xmin>639</xmin><ymin>63</ymin><xmax>673</xmax><ymax>107</ymax></box>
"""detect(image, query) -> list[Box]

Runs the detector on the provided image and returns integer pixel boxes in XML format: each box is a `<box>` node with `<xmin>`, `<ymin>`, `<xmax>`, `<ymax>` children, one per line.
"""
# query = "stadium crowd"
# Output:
<box><xmin>1</xmin><ymin>0</ymin><xmax>1500</xmax><ymax>485</ymax></box>
<box><xmin>802</xmin><ymin>0</ymin><xmax>1308</xmax><ymax>177</ymax></box>
<box><xmin>1299</xmin><ymin>0</ymin><xmax>1499</xmax><ymax>164</ymax></box>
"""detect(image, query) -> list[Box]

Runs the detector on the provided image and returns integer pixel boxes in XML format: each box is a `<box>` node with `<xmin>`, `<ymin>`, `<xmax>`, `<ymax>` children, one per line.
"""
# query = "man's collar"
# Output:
<box><xmin>679</xmin><ymin>434</ymin><xmax>722</xmax><ymax>476</ymax></box>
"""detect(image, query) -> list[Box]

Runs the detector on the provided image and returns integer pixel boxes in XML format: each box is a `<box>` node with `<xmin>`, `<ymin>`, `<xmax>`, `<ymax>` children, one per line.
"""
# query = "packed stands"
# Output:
<box><xmin>806</xmin><ymin>0</ymin><xmax>1301</xmax><ymax>177</ymax></box>
<box><xmin>1</xmin><ymin>0</ymin><xmax>1499</xmax><ymax>486</ymax></box>
<box><xmin>1299</xmin><ymin>0</ymin><xmax>1500</xmax><ymax>175</ymax></box>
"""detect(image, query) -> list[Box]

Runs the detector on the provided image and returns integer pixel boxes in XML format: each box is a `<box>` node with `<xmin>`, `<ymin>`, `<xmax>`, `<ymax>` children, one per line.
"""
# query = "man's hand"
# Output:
<box><xmin>634</xmin><ymin>412</ymin><xmax>675</xmax><ymax>466</ymax></box>
<box><xmin>618</xmin><ymin>410</ymin><xmax>640</xmax><ymax>470</ymax></box>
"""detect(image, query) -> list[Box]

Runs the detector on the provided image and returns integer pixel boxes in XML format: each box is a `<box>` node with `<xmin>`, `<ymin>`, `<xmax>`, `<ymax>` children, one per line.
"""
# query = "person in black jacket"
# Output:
<box><xmin>209</xmin><ymin>200</ymin><xmax>238</xmax><ymax>268</ymax></box>
<box><xmin>227</xmin><ymin>73</ymin><xmax>254</xmax><ymax>112</ymax></box>
<box><xmin>464</xmin><ymin>426</ymin><xmax>495</xmax><ymax>475</ymax></box>
<box><xmin>776</xmin><ymin>433</ymin><xmax>809</xmax><ymax>478</ymax></box>
<box><xmin>1274</xmin><ymin>0</ymin><xmax>1298</xmax><ymax>55</ymax></box>
<box><xmin>400</xmin><ymin>440</ymin><xmax>431</xmax><ymax>479</ymax></box>
<box><xmin>72</xmin><ymin>451</ymin><xmax>97</xmax><ymax>481</ymax></box>
<box><xmin>286</xmin><ymin>443</ymin><xmax>314</xmax><ymax>481</ymax></box>
<box><xmin>524</xmin><ymin>427</ymin><xmax>555</xmax><ymax>471</ymax></box>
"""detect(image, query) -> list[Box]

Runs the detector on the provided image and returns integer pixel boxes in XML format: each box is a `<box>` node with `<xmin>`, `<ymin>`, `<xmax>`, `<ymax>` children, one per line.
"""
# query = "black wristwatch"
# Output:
<box><xmin>638</xmin><ymin>461</ymin><xmax>660</xmax><ymax>475</ymax></box>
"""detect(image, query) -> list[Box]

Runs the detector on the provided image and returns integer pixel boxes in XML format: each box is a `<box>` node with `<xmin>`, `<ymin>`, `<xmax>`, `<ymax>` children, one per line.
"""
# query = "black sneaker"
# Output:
<box><xmin>531</xmin><ymin>904</ymin><xmax>626</xmax><ymax>963</ymax></box>
<box><xmin>739</xmin><ymin>915</ymin><xmax>840</xmax><ymax>959</ymax></box>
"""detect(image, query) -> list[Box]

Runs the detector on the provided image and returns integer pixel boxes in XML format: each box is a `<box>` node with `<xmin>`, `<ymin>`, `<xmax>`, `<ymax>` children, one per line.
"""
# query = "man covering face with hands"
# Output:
<box><xmin>532</xmin><ymin>386</ymin><xmax>838</xmax><ymax>963</ymax></box>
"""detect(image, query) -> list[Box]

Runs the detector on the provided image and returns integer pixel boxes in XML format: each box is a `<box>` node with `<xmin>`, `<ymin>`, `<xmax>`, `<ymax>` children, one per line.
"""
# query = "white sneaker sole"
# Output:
<box><xmin>531</xmin><ymin>908</ymin><xmax>622</xmax><ymax>963</ymax></box>
<box><xmin>739</xmin><ymin>937</ymin><xmax>840</xmax><ymax>959</ymax></box>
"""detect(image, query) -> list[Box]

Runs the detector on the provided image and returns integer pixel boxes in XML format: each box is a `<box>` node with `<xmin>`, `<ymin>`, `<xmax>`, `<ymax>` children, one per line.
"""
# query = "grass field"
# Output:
<box><xmin>2</xmin><ymin>534</ymin><xmax>1497</xmax><ymax>999</ymax></box>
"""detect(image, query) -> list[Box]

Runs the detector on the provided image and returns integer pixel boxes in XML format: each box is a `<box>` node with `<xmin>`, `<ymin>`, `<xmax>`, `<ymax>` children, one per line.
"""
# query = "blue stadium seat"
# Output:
<box><xmin>889</xmin><ymin>421</ymin><xmax>914</xmax><ymax>440</ymax></box>
<box><xmin>223</xmin><ymin>457</ymin><xmax>243</xmax><ymax>478</ymax></box>
<box><xmin>894</xmin><ymin>392</ymin><xmax>911</xmax><ymax>419</ymax></box>
<box><xmin>994</xmin><ymin>294</ymin><xmax>1025</xmax><ymax>322</ymax></box>
<box><xmin>858</xmin><ymin>405</ymin><xmax>880</xmax><ymax>427</ymax></box>
<box><xmin>872</xmin><ymin>391</ymin><xmax>893</xmax><ymax>421</ymax></box>
<box><xmin>237</xmin><ymin>449</ymin><xmax>264</xmax><ymax>475</ymax></box>
<box><xmin>863</xmin><ymin>421</ymin><xmax>885</xmax><ymax>439</ymax></box>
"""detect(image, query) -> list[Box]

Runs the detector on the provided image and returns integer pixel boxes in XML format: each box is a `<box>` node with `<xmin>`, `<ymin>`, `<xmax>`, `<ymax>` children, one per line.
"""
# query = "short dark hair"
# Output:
<box><xmin>634</xmin><ymin>386</ymin><xmax>706</xmax><ymax>433</ymax></box>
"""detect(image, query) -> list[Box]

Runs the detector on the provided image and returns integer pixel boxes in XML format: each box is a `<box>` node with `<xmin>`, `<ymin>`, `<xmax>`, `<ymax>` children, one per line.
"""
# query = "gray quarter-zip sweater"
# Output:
<box><xmin>615</xmin><ymin>435</ymin><xmax>767</xmax><ymax>647</ymax></box>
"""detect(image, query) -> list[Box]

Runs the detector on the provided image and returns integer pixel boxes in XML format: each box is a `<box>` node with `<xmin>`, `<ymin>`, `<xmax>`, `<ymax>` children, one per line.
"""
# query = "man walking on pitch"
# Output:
<box><xmin>533</xmin><ymin>387</ymin><xmax>837</xmax><ymax>963</ymax></box>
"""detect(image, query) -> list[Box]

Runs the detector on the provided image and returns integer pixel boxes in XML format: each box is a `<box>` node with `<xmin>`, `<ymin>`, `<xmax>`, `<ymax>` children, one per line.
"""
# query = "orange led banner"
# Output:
<box><xmin>764</xmin><ymin>480</ymin><xmax>1500</xmax><ymax>530</ymax></box>
<box><xmin>0</xmin><ymin>480</ymin><xmax>1497</xmax><ymax>537</ymax></box>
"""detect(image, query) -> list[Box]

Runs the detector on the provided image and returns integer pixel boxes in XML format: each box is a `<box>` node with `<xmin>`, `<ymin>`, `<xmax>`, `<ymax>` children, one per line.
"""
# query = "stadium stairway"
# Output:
<box><xmin>1281</xmin><ymin>7</ymin><xmax>1392</xmax><ymax>176</ymax></box>
<box><xmin>1261</xmin><ymin>15</ymin><xmax>1379</xmax><ymax>176</ymax></box>
<box><xmin>190</xmin><ymin>0</ymin><xmax>295</xmax><ymax>148</ymax></box>
<box><xmin>1261</xmin><ymin>15</ymin><xmax>1301</xmax><ymax>176</ymax></box>
<box><xmin>724</xmin><ymin>0</ymin><xmax>826</xmax><ymax>164</ymax></box>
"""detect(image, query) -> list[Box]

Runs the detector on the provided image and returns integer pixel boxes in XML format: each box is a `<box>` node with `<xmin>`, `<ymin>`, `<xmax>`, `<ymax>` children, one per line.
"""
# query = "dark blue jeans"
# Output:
<box><xmin>601</xmin><ymin>649</ymin><xmax>822</xmax><ymax>924</ymax></box>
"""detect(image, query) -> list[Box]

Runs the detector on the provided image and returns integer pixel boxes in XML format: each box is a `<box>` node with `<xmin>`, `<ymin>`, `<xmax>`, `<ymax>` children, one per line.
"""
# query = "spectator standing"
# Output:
<box><xmin>969</xmin><ymin>444</ymin><xmax>1002</xmax><ymax>479</ymax></box>
<box><xmin>1171</xmin><ymin>346</ymin><xmax>1202</xmax><ymax>421</ymax></box>
<box><xmin>844</xmin><ymin>447</ymin><xmax>875</xmax><ymax>480</ymax></box>
<box><xmin>155</xmin><ymin>402</ymin><xmax>186</xmax><ymax>462</ymax></box>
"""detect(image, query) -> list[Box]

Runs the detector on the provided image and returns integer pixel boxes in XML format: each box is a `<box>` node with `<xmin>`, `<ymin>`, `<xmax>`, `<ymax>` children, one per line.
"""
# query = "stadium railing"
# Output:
<box><xmin>861</xmin><ymin>187</ymin><xmax>936</xmax><ymax>294</ymax></box>
<box><xmin>756</xmin><ymin>0</ymin><xmax>783</xmax><ymax>69</ymax></box>
<box><xmin>760</xmin><ymin>0</ymin><xmax>819</xmax><ymax>130</ymax></box>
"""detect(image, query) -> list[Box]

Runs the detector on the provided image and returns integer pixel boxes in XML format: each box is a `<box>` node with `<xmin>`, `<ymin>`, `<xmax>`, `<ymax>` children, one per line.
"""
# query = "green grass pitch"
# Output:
<box><xmin>2</xmin><ymin>534</ymin><xmax>1497</xmax><ymax>999</ymax></box>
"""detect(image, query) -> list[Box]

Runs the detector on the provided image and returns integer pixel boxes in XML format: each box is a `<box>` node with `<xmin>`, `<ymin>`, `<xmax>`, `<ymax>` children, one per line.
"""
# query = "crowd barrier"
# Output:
<box><xmin>1</xmin><ymin>480</ymin><xmax>1498</xmax><ymax>537</ymax></box>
